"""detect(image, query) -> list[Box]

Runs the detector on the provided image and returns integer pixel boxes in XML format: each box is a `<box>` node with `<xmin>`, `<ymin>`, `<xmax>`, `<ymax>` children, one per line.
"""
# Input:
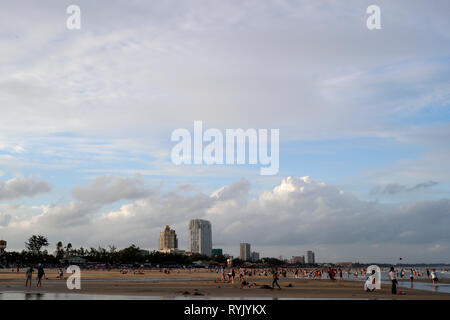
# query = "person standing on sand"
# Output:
<box><xmin>220</xmin><ymin>266</ymin><xmax>225</xmax><ymax>282</ymax></box>
<box><xmin>37</xmin><ymin>264</ymin><xmax>45</xmax><ymax>287</ymax></box>
<box><xmin>25</xmin><ymin>266</ymin><xmax>34</xmax><ymax>287</ymax></box>
<box><xmin>431</xmin><ymin>269</ymin><xmax>438</xmax><ymax>286</ymax></box>
<box><xmin>231</xmin><ymin>268</ymin><xmax>236</xmax><ymax>284</ymax></box>
<box><xmin>389</xmin><ymin>267</ymin><xmax>397</xmax><ymax>294</ymax></box>
<box><xmin>338</xmin><ymin>268</ymin><xmax>344</xmax><ymax>284</ymax></box>
<box><xmin>426</xmin><ymin>269</ymin><xmax>430</xmax><ymax>279</ymax></box>
<box><xmin>364</xmin><ymin>270</ymin><xmax>376</xmax><ymax>292</ymax></box>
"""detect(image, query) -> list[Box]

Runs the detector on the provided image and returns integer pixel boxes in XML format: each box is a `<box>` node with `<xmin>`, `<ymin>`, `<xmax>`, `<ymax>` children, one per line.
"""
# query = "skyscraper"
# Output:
<box><xmin>251</xmin><ymin>251</ymin><xmax>260</xmax><ymax>262</ymax></box>
<box><xmin>306</xmin><ymin>250</ymin><xmax>315</xmax><ymax>264</ymax></box>
<box><xmin>158</xmin><ymin>225</ymin><xmax>178</xmax><ymax>251</ymax></box>
<box><xmin>0</xmin><ymin>239</ymin><xmax>6</xmax><ymax>255</ymax></box>
<box><xmin>189</xmin><ymin>219</ymin><xmax>212</xmax><ymax>256</ymax></box>
<box><xmin>240</xmin><ymin>242</ymin><xmax>251</xmax><ymax>261</ymax></box>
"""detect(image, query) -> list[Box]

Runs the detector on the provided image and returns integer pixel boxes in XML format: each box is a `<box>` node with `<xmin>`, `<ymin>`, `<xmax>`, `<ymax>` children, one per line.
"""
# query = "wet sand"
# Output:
<box><xmin>1</xmin><ymin>269</ymin><xmax>449</xmax><ymax>299</ymax></box>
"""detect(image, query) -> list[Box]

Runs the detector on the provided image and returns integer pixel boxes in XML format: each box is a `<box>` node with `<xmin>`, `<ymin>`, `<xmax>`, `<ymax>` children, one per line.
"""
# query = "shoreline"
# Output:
<box><xmin>1</xmin><ymin>269</ymin><xmax>449</xmax><ymax>300</ymax></box>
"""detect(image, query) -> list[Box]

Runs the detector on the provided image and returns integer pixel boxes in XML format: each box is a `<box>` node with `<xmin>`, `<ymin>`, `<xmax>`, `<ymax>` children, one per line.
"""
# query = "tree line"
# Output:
<box><xmin>1</xmin><ymin>234</ymin><xmax>231</xmax><ymax>266</ymax></box>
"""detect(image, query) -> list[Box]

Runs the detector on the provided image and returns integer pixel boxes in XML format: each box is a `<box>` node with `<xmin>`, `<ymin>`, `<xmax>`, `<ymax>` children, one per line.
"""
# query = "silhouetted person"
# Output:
<box><xmin>272</xmin><ymin>268</ymin><xmax>281</xmax><ymax>289</ymax></box>
<box><xmin>37</xmin><ymin>264</ymin><xmax>45</xmax><ymax>287</ymax></box>
<box><xmin>25</xmin><ymin>266</ymin><xmax>34</xmax><ymax>287</ymax></box>
<box><xmin>389</xmin><ymin>267</ymin><xmax>397</xmax><ymax>294</ymax></box>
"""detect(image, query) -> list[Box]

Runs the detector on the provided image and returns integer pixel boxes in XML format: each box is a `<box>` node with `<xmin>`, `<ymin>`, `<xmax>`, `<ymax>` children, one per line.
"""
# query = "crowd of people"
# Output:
<box><xmin>10</xmin><ymin>263</ymin><xmax>445</xmax><ymax>293</ymax></box>
<box><xmin>213</xmin><ymin>265</ymin><xmax>444</xmax><ymax>294</ymax></box>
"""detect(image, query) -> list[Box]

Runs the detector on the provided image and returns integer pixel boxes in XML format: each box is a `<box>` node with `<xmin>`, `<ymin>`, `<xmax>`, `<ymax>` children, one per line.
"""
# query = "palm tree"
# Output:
<box><xmin>65</xmin><ymin>243</ymin><xmax>73</xmax><ymax>257</ymax></box>
<box><xmin>25</xmin><ymin>235</ymin><xmax>49</xmax><ymax>254</ymax></box>
<box><xmin>55</xmin><ymin>241</ymin><xmax>64</xmax><ymax>259</ymax></box>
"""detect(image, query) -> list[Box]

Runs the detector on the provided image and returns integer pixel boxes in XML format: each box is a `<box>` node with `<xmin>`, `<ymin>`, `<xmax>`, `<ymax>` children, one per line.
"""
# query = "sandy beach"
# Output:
<box><xmin>1</xmin><ymin>268</ymin><xmax>449</xmax><ymax>300</ymax></box>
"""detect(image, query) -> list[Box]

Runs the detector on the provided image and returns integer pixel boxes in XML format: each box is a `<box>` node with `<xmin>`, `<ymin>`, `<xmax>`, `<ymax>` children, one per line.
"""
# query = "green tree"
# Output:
<box><xmin>118</xmin><ymin>245</ymin><xmax>141</xmax><ymax>263</ymax></box>
<box><xmin>55</xmin><ymin>241</ymin><xmax>64</xmax><ymax>259</ymax></box>
<box><xmin>65</xmin><ymin>243</ymin><xmax>73</xmax><ymax>257</ymax></box>
<box><xmin>25</xmin><ymin>235</ymin><xmax>49</xmax><ymax>254</ymax></box>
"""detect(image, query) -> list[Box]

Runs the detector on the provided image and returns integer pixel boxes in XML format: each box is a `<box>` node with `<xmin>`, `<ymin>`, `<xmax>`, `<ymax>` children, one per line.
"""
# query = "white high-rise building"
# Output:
<box><xmin>306</xmin><ymin>250</ymin><xmax>315</xmax><ymax>264</ymax></box>
<box><xmin>240</xmin><ymin>243</ymin><xmax>251</xmax><ymax>261</ymax></box>
<box><xmin>189</xmin><ymin>219</ymin><xmax>212</xmax><ymax>256</ymax></box>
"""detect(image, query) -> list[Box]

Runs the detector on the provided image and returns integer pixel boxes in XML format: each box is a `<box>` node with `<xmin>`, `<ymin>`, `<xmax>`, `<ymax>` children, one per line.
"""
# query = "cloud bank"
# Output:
<box><xmin>1</xmin><ymin>176</ymin><xmax>449</xmax><ymax>262</ymax></box>
<box><xmin>0</xmin><ymin>176</ymin><xmax>51</xmax><ymax>200</ymax></box>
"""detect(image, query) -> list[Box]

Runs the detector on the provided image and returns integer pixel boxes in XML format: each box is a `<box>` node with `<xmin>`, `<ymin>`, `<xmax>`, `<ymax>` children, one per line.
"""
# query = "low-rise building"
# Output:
<box><xmin>291</xmin><ymin>256</ymin><xmax>305</xmax><ymax>264</ymax></box>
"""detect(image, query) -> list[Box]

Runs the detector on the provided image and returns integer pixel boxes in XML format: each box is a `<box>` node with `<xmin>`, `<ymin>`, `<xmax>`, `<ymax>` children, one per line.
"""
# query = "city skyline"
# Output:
<box><xmin>0</xmin><ymin>1</ymin><xmax>449</xmax><ymax>263</ymax></box>
<box><xmin>0</xmin><ymin>177</ymin><xmax>446</xmax><ymax>263</ymax></box>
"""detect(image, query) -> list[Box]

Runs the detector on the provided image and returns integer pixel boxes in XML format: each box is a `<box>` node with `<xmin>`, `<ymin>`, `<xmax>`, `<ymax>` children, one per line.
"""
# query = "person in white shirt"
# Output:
<box><xmin>388</xmin><ymin>267</ymin><xmax>397</xmax><ymax>294</ymax></box>
<box><xmin>431</xmin><ymin>269</ymin><xmax>439</xmax><ymax>286</ymax></box>
<box><xmin>364</xmin><ymin>270</ymin><xmax>376</xmax><ymax>292</ymax></box>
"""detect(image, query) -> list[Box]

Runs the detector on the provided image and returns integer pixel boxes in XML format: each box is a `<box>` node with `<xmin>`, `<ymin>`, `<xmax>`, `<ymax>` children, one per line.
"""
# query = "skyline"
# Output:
<box><xmin>0</xmin><ymin>0</ymin><xmax>450</xmax><ymax>263</ymax></box>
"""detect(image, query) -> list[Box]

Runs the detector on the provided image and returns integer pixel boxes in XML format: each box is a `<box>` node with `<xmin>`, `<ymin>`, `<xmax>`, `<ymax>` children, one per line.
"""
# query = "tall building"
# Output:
<box><xmin>0</xmin><ymin>240</ymin><xmax>6</xmax><ymax>255</ymax></box>
<box><xmin>189</xmin><ymin>219</ymin><xmax>212</xmax><ymax>256</ymax></box>
<box><xmin>240</xmin><ymin>242</ymin><xmax>251</xmax><ymax>261</ymax></box>
<box><xmin>306</xmin><ymin>250</ymin><xmax>315</xmax><ymax>264</ymax></box>
<box><xmin>158</xmin><ymin>225</ymin><xmax>178</xmax><ymax>251</ymax></box>
<box><xmin>251</xmin><ymin>251</ymin><xmax>260</xmax><ymax>262</ymax></box>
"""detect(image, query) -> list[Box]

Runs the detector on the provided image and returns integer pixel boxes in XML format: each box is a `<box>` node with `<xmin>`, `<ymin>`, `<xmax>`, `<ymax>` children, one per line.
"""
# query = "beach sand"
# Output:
<box><xmin>1</xmin><ymin>269</ymin><xmax>449</xmax><ymax>300</ymax></box>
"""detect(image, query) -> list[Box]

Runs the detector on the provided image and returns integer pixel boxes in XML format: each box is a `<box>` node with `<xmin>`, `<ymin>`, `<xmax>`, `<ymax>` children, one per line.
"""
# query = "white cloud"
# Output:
<box><xmin>0</xmin><ymin>176</ymin><xmax>51</xmax><ymax>200</ymax></box>
<box><xmin>0</xmin><ymin>212</ymin><xmax>11</xmax><ymax>227</ymax></box>
<box><xmin>72</xmin><ymin>174</ymin><xmax>155</xmax><ymax>205</ymax></box>
<box><xmin>2</xmin><ymin>176</ymin><xmax>449</xmax><ymax>262</ymax></box>
<box><xmin>429</xmin><ymin>244</ymin><xmax>445</xmax><ymax>252</ymax></box>
<box><xmin>0</xmin><ymin>0</ymin><xmax>448</xmax><ymax>140</ymax></box>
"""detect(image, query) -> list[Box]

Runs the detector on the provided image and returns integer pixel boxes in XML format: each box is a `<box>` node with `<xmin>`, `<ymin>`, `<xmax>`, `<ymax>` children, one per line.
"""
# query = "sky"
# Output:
<box><xmin>0</xmin><ymin>0</ymin><xmax>449</xmax><ymax>263</ymax></box>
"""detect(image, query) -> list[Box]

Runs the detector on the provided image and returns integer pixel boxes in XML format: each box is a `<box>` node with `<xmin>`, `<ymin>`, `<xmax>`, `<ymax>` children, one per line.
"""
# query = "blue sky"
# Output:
<box><xmin>0</xmin><ymin>0</ymin><xmax>449</xmax><ymax>262</ymax></box>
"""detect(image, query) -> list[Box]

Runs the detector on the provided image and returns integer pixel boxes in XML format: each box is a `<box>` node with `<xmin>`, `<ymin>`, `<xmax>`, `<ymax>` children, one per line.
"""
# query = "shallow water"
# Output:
<box><xmin>345</xmin><ymin>274</ymin><xmax>450</xmax><ymax>294</ymax></box>
<box><xmin>0</xmin><ymin>292</ymin><xmax>378</xmax><ymax>300</ymax></box>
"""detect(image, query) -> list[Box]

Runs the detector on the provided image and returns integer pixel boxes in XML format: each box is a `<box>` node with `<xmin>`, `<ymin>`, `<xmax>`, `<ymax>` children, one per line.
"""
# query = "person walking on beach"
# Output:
<box><xmin>410</xmin><ymin>269</ymin><xmax>414</xmax><ymax>284</ymax></box>
<box><xmin>239</xmin><ymin>268</ymin><xmax>245</xmax><ymax>282</ymax></box>
<box><xmin>37</xmin><ymin>264</ymin><xmax>45</xmax><ymax>287</ymax></box>
<box><xmin>431</xmin><ymin>269</ymin><xmax>438</xmax><ymax>286</ymax></box>
<box><xmin>25</xmin><ymin>266</ymin><xmax>34</xmax><ymax>287</ymax></box>
<box><xmin>231</xmin><ymin>268</ymin><xmax>236</xmax><ymax>284</ymax></box>
<box><xmin>338</xmin><ymin>268</ymin><xmax>344</xmax><ymax>284</ymax></box>
<box><xmin>389</xmin><ymin>267</ymin><xmax>397</xmax><ymax>294</ymax></box>
<box><xmin>272</xmin><ymin>268</ymin><xmax>281</xmax><ymax>289</ymax></box>
<box><xmin>426</xmin><ymin>269</ymin><xmax>430</xmax><ymax>279</ymax></box>
<box><xmin>220</xmin><ymin>266</ymin><xmax>225</xmax><ymax>283</ymax></box>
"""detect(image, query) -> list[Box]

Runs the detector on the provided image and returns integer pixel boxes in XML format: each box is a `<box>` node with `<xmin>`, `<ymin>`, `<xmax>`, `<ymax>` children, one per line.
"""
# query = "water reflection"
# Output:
<box><xmin>24</xmin><ymin>292</ymin><xmax>43</xmax><ymax>300</ymax></box>
<box><xmin>0</xmin><ymin>292</ymin><xmax>375</xmax><ymax>300</ymax></box>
